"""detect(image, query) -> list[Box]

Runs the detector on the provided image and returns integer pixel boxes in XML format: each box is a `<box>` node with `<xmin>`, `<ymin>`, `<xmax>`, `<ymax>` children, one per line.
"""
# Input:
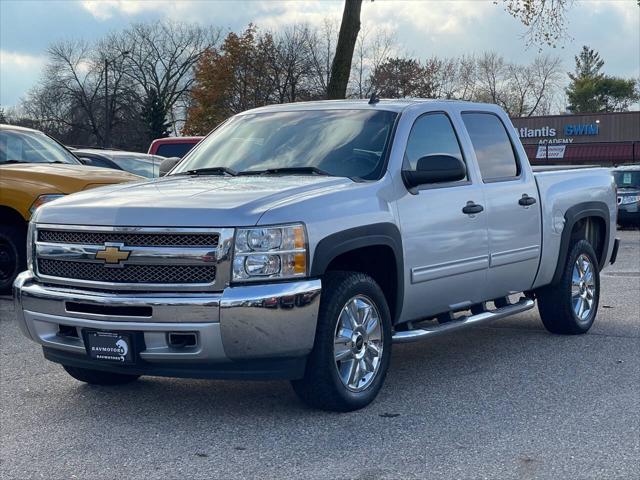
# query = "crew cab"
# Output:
<box><xmin>0</xmin><ymin>124</ymin><xmax>142</xmax><ymax>293</ymax></box>
<box><xmin>13</xmin><ymin>100</ymin><xmax>619</xmax><ymax>411</ymax></box>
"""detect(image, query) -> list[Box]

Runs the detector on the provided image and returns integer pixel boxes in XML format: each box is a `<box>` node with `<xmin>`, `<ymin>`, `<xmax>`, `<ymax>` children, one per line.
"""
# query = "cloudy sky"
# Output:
<box><xmin>1</xmin><ymin>0</ymin><xmax>638</xmax><ymax>108</ymax></box>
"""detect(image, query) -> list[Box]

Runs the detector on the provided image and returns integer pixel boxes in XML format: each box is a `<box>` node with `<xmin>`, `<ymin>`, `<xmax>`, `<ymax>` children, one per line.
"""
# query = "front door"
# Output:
<box><xmin>461</xmin><ymin>112</ymin><xmax>541</xmax><ymax>298</ymax></box>
<box><xmin>396</xmin><ymin>112</ymin><xmax>489</xmax><ymax>321</ymax></box>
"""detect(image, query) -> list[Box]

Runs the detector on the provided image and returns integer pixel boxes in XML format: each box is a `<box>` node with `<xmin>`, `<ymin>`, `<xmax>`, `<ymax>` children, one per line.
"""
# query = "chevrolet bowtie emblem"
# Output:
<box><xmin>95</xmin><ymin>245</ymin><xmax>130</xmax><ymax>265</ymax></box>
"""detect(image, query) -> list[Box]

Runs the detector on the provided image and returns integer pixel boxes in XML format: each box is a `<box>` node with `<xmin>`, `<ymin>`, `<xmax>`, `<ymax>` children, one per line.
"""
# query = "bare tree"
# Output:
<box><xmin>306</xmin><ymin>18</ymin><xmax>339</xmax><ymax>97</ymax></box>
<box><xmin>40</xmin><ymin>40</ymin><xmax>113</xmax><ymax>144</ymax></box>
<box><xmin>476</xmin><ymin>52</ymin><xmax>508</xmax><ymax>107</ymax></box>
<box><xmin>264</xmin><ymin>25</ymin><xmax>316</xmax><ymax>103</ymax></box>
<box><xmin>119</xmin><ymin>22</ymin><xmax>221</xmax><ymax>133</ymax></box>
<box><xmin>350</xmin><ymin>26</ymin><xmax>395</xmax><ymax>98</ymax></box>
<box><xmin>500</xmin><ymin>0</ymin><xmax>573</xmax><ymax>47</ymax></box>
<box><xmin>525</xmin><ymin>55</ymin><xmax>563</xmax><ymax>115</ymax></box>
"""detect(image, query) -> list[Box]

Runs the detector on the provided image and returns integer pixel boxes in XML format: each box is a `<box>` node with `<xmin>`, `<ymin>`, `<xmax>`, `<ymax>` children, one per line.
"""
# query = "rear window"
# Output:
<box><xmin>462</xmin><ymin>113</ymin><xmax>520</xmax><ymax>181</ymax></box>
<box><xmin>613</xmin><ymin>171</ymin><xmax>640</xmax><ymax>188</ymax></box>
<box><xmin>156</xmin><ymin>143</ymin><xmax>197</xmax><ymax>158</ymax></box>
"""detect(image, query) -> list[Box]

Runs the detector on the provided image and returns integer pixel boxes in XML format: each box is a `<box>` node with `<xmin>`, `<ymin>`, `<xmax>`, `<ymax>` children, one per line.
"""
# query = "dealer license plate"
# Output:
<box><xmin>84</xmin><ymin>331</ymin><xmax>135</xmax><ymax>364</ymax></box>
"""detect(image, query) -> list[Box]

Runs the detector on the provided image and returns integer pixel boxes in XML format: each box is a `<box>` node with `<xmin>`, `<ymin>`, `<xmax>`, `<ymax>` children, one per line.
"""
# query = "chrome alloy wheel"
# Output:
<box><xmin>571</xmin><ymin>254</ymin><xmax>596</xmax><ymax>321</ymax></box>
<box><xmin>333</xmin><ymin>295</ymin><xmax>383</xmax><ymax>392</ymax></box>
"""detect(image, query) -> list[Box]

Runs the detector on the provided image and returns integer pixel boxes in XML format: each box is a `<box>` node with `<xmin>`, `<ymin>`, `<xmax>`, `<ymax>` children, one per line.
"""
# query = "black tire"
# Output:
<box><xmin>536</xmin><ymin>239</ymin><xmax>600</xmax><ymax>335</ymax></box>
<box><xmin>0</xmin><ymin>224</ymin><xmax>26</xmax><ymax>294</ymax></box>
<box><xmin>62</xmin><ymin>365</ymin><xmax>140</xmax><ymax>385</ymax></box>
<box><xmin>291</xmin><ymin>271</ymin><xmax>392</xmax><ymax>412</ymax></box>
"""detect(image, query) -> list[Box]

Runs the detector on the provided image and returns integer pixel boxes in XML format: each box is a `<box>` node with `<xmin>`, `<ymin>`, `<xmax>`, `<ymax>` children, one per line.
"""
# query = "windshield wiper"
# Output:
<box><xmin>238</xmin><ymin>166</ymin><xmax>334</xmax><ymax>176</ymax></box>
<box><xmin>177</xmin><ymin>167</ymin><xmax>237</xmax><ymax>176</ymax></box>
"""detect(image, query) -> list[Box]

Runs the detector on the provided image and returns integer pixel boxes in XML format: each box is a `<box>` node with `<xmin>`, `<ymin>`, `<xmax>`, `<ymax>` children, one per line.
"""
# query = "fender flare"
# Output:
<box><xmin>310</xmin><ymin>222</ymin><xmax>404</xmax><ymax>321</ymax></box>
<box><xmin>551</xmin><ymin>201</ymin><xmax>610</xmax><ymax>285</ymax></box>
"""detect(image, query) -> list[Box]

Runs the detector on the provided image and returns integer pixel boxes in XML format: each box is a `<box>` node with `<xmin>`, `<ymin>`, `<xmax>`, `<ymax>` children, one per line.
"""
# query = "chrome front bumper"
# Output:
<box><xmin>13</xmin><ymin>271</ymin><xmax>321</xmax><ymax>369</ymax></box>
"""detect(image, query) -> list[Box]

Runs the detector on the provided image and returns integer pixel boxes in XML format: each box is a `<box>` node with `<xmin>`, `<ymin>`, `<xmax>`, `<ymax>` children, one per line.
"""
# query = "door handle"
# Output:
<box><xmin>518</xmin><ymin>194</ymin><xmax>537</xmax><ymax>206</ymax></box>
<box><xmin>462</xmin><ymin>201</ymin><xmax>484</xmax><ymax>215</ymax></box>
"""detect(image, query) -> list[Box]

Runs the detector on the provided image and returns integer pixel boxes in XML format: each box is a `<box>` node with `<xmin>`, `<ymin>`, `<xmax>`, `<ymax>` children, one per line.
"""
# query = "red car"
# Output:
<box><xmin>147</xmin><ymin>136</ymin><xmax>203</xmax><ymax>158</ymax></box>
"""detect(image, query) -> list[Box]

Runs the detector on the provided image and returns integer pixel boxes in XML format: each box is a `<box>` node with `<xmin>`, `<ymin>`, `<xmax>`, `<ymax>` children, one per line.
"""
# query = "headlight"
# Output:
<box><xmin>233</xmin><ymin>224</ymin><xmax>308</xmax><ymax>282</ymax></box>
<box><xmin>620</xmin><ymin>195</ymin><xmax>639</xmax><ymax>205</ymax></box>
<box><xmin>29</xmin><ymin>194</ymin><xmax>65</xmax><ymax>214</ymax></box>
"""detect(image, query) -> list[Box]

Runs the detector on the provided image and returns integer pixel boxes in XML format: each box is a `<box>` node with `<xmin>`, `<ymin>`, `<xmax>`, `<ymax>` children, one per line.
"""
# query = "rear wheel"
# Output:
<box><xmin>62</xmin><ymin>365</ymin><xmax>140</xmax><ymax>385</ymax></box>
<box><xmin>537</xmin><ymin>240</ymin><xmax>600</xmax><ymax>334</ymax></box>
<box><xmin>0</xmin><ymin>225</ymin><xmax>25</xmax><ymax>294</ymax></box>
<box><xmin>291</xmin><ymin>271</ymin><xmax>392</xmax><ymax>412</ymax></box>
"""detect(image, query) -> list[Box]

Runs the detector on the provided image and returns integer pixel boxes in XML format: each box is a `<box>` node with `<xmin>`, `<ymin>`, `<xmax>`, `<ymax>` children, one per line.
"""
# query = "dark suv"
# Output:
<box><xmin>614</xmin><ymin>165</ymin><xmax>640</xmax><ymax>227</ymax></box>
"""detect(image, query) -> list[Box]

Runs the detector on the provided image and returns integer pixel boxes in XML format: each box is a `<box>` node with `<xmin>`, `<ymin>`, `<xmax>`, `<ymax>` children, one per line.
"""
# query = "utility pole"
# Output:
<box><xmin>104</xmin><ymin>58</ymin><xmax>109</xmax><ymax>148</ymax></box>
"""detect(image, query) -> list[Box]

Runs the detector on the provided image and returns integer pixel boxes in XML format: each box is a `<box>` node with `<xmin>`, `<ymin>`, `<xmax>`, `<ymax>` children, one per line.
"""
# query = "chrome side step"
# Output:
<box><xmin>392</xmin><ymin>298</ymin><xmax>535</xmax><ymax>344</ymax></box>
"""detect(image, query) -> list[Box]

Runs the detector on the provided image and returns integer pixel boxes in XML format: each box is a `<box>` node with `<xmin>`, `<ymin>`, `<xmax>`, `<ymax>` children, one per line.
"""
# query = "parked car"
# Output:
<box><xmin>148</xmin><ymin>136</ymin><xmax>202</xmax><ymax>158</ymax></box>
<box><xmin>74</xmin><ymin>149</ymin><xmax>163</xmax><ymax>178</ymax></box>
<box><xmin>613</xmin><ymin>164</ymin><xmax>640</xmax><ymax>227</ymax></box>
<box><xmin>0</xmin><ymin>124</ymin><xmax>142</xmax><ymax>292</ymax></box>
<box><xmin>13</xmin><ymin>100</ymin><xmax>619</xmax><ymax>411</ymax></box>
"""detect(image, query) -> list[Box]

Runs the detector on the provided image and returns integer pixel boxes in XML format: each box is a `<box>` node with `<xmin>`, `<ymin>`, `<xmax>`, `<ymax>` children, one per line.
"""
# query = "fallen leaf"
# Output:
<box><xmin>379</xmin><ymin>413</ymin><xmax>401</xmax><ymax>418</ymax></box>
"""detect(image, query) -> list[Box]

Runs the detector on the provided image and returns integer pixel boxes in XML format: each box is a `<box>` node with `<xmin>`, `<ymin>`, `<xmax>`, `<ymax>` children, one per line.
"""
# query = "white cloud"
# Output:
<box><xmin>0</xmin><ymin>50</ymin><xmax>45</xmax><ymax>70</ymax></box>
<box><xmin>0</xmin><ymin>51</ymin><xmax>46</xmax><ymax>106</ymax></box>
<box><xmin>3</xmin><ymin>0</ymin><xmax>637</xmax><ymax>107</ymax></box>
<box><xmin>80</xmin><ymin>0</ymin><xmax>168</xmax><ymax>20</ymax></box>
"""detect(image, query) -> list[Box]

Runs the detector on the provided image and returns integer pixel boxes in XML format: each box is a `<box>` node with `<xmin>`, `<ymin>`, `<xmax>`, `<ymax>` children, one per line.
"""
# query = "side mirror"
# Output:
<box><xmin>402</xmin><ymin>154</ymin><xmax>466</xmax><ymax>188</ymax></box>
<box><xmin>159</xmin><ymin>157</ymin><xmax>181</xmax><ymax>177</ymax></box>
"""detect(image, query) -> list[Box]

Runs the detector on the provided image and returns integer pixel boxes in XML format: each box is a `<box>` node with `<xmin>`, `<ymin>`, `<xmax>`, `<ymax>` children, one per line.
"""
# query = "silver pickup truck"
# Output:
<box><xmin>13</xmin><ymin>99</ymin><xmax>620</xmax><ymax>411</ymax></box>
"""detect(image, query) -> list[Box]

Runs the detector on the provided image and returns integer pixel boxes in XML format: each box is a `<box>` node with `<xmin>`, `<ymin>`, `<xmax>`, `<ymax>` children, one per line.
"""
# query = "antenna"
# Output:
<box><xmin>368</xmin><ymin>92</ymin><xmax>380</xmax><ymax>105</ymax></box>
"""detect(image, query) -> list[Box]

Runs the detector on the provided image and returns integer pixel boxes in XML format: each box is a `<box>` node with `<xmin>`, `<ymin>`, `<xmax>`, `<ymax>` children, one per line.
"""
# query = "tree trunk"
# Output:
<box><xmin>327</xmin><ymin>0</ymin><xmax>363</xmax><ymax>99</ymax></box>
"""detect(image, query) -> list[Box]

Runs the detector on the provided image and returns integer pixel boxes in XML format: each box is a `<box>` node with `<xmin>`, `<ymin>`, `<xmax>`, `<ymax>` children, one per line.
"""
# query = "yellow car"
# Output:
<box><xmin>0</xmin><ymin>124</ymin><xmax>142</xmax><ymax>292</ymax></box>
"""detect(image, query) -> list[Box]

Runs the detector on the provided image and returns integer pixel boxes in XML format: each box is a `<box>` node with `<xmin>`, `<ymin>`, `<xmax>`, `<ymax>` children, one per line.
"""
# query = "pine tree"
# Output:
<box><xmin>569</xmin><ymin>46</ymin><xmax>604</xmax><ymax>82</ymax></box>
<box><xmin>141</xmin><ymin>88</ymin><xmax>171</xmax><ymax>141</ymax></box>
<box><xmin>566</xmin><ymin>46</ymin><xmax>638</xmax><ymax>113</ymax></box>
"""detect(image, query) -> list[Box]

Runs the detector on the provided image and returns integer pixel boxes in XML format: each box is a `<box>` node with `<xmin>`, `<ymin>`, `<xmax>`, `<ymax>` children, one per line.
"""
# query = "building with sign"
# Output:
<box><xmin>511</xmin><ymin>111</ymin><xmax>640</xmax><ymax>166</ymax></box>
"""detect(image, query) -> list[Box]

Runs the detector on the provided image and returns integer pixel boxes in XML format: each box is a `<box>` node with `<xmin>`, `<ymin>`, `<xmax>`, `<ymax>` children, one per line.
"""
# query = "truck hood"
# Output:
<box><xmin>33</xmin><ymin>174</ymin><xmax>355</xmax><ymax>227</ymax></box>
<box><xmin>0</xmin><ymin>163</ymin><xmax>142</xmax><ymax>192</ymax></box>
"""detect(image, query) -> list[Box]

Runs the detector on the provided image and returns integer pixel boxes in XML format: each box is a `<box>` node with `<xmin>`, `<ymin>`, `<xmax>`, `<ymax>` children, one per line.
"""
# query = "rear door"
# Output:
<box><xmin>396</xmin><ymin>111</ymin><xmax>489</xmax><ymax>320</ymax></box>
<box><xmin>461</xmin><ymin>112</ymin><xmax>541</xmax><ymax>298</ymax></box>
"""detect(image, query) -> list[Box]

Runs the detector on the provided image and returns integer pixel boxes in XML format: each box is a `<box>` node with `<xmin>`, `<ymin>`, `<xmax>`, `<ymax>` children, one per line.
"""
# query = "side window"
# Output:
<box><xmin>462</xmin><ymin>113</ymin><xmax>519</xmax><ymax>181</ymax></box>
<box><xmin>404</xmin><ymin>113</ymin><xmax>466</xmax><ymax>181</ymax></box>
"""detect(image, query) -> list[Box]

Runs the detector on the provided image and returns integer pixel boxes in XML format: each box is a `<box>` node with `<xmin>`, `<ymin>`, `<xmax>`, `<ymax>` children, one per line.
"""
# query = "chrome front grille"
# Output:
<box><xmin>33</xmin><ymin>225</ymin><xmax>234</xmax><ymax>292</ymax></box>
<box><xmin>38</xmin><ymin>259</ymin><xmax>217</xmax><ymax>284</ymax></box>
<box><xmin>38</xmin><ymin>230</ymin><xmax>219</xmax><ymax>248</ymax></box>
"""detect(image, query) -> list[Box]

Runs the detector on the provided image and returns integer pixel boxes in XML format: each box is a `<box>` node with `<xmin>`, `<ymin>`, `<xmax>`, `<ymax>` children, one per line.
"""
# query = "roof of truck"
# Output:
<box><xmin>242</xmin><ymin>98</ymin><xmax>495</xmax><ymax>115</ymax></box>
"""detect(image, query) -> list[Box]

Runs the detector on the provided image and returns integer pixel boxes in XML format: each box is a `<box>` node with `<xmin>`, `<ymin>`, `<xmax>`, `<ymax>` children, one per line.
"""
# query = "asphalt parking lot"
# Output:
<box><xmin>1</xmin><ymin>229</ymin><xmax>638</xmax><ymax>480</ymax></box>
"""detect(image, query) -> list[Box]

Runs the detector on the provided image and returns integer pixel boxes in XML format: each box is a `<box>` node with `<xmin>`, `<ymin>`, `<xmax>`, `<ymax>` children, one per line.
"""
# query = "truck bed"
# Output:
<box><xmin>531</xmin><ymin>166</ymin><xmax>617</xmax><ymax>289</ymax></box>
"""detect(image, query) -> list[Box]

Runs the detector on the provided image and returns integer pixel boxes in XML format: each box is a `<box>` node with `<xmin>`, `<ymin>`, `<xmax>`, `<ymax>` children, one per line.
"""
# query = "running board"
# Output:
<box><xmin>392</xmin><ymin>298</ymin><xmax>535</xmax><ymax>344</ymax></box>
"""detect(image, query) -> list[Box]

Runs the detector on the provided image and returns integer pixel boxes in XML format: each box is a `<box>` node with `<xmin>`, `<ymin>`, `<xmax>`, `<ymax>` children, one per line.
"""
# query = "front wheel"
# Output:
<box><xmin>291</xmin><ymin>271</ymin><xmax>392</xmax><ymax>412</ymax></box>
<box><xmin>0</xmin><ymin>225</ymin><xmax>26</xmax><ymax>294</ymax></box>
<box><xmin>537</xmin><ymin>239</ymin><xmax>600</xmax><ymax>334</ymax></box>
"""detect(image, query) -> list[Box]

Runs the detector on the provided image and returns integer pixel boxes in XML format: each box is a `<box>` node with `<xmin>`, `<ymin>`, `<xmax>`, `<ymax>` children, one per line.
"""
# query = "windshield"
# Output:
<box><xmin>172</xmin><ymin>109</ymin><xmax>398</xmax><ymax>180</ymax></box>
<box><xmin>614</xmin><ymin>170</ymin><xmax>640</xmax><ymax>189</ymax></box>
<box><xmin>0</xmin><ymin>129</ymin><xmax>80</xmax><ymax>165</ymax></box>
<box><xmin>111</xmin><ymin>155</ymin><xmax>160</xmax><ymax>178</ymax></box>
